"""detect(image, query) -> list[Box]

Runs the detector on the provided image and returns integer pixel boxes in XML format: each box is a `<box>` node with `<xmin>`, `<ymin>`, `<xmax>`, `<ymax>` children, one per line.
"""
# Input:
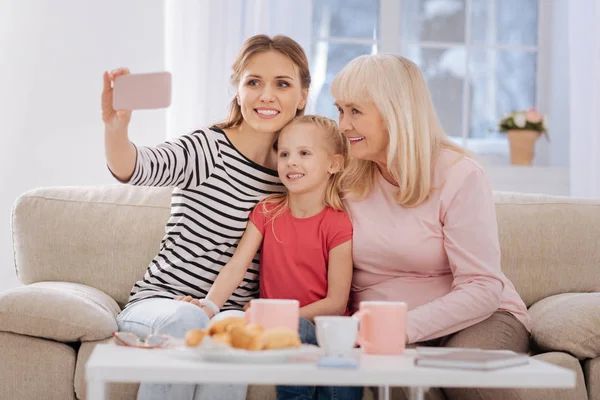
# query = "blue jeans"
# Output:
<box><xmin>117</xmin><ymin>298</ymin><xmax>247</xmax><ymax>400</ymax></box>
<box><xmin>276</xmin><ymin>318</ymin><xmax>363</xmax><ymax>400</ymax></box>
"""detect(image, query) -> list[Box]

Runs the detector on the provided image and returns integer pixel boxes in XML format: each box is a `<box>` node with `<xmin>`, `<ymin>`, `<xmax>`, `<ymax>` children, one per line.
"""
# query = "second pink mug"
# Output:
<box><xmin>245</xmin><ymin>299</ymin><xmax>299</xmax><ymax>331</ymax></box>
<box><xmin>352</xmin><ymin>301</ymin><xmax>408</xmax><ymax>355</ymax></box>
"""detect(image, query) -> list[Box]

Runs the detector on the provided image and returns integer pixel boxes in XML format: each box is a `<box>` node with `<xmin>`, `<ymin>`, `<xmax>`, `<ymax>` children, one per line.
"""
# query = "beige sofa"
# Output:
<box><xmin>1</xmin><ymin>185</ymin><xmax>599</xmax><ymax>400</ymax></box>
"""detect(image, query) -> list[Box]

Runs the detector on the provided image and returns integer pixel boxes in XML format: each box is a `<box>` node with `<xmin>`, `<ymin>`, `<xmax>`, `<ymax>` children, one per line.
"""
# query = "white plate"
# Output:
<box><xmin>169</xmin><ymin>344</ymin><xmax>321</xmax><ymax>364</ymax></box>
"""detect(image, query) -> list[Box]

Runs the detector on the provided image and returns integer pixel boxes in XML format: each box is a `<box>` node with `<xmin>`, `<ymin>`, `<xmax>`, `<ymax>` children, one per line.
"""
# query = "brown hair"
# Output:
<box><xmin>260</xmin><ymin>115</ymin><xmax>350</xmax><ymax>230</ymax></box>
<box><xmin>215</xmin><ymin>35</ymin><xmax>311</xmax><ymax>130</ymax></box>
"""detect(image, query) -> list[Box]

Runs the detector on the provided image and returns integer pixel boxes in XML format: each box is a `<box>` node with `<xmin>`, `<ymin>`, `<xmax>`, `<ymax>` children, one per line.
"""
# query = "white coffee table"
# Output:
<box><xmin>86</xmin><ymin>344</ymin><xmax>576</xmax><ymax>400</ymax></box>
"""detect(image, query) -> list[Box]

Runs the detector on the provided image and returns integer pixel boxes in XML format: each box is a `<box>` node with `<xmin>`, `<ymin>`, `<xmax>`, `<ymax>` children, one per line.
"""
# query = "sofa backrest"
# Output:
<box><xmin>12</xmin><ymin>185</ymin><xmax>171</xmax><ymax>308</ymax></box>
<box><xmin>11</xmin><ymin>186</ymin><xmax>600</xmax><ymax>309</ymax></box>
<box><xmin>494</xmin><ymin>192</ymin><xmax>600</xmax><ymax>306</ymax></box>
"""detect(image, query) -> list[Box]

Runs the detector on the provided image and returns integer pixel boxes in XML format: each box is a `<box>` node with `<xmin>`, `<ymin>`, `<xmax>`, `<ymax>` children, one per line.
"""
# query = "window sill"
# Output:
<box><xmin>448</xmin><ymin>137</ymin><xmax>509</xmax><ymax>155</ymax></box>
<box><xmin>485</xmin><ymin>166</ymin><xmax>570</xmax><ymax>196</ymax></box>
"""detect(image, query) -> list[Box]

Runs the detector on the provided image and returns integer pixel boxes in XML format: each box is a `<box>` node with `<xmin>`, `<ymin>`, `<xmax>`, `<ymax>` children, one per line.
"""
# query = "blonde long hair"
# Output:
<box><xmin>215</xmin><ymin>35</ymin><xmax>311</xmax><ymax>130</ymax></box>
<box><xmin>259</xmin><ymin>115</ymin><xmax>349</xmax><ymax>224</ymax></box>
<box><xmin>332</xmin><ymin>54</ymin><xmax>470</xmax><ymax>208</ymax></box>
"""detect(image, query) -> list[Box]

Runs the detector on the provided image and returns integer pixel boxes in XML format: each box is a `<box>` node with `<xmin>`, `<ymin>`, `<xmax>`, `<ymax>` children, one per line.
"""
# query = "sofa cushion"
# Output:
<box><xmin>584</xmin><ymin>357</ymin><xmax>600</xmax><ymax>400</ymax></box>
<box><xmin>0</xmin><ymin>282</ymin><xmax>120</xmax><ymax>342</ymax></box>
<box><xmin>0</xmin><ymin>331</ymin><xmax>76</xmax><ymax>400</ymax></box>
<box><xmin>529</xmin><ymin>293</ymin><xmax>600</xmax><ymax>359</ymax></box>
<box><xmin>523</xmin><ymin>352</ymin><xmax>589</xmax><ymax>400</ymax></box>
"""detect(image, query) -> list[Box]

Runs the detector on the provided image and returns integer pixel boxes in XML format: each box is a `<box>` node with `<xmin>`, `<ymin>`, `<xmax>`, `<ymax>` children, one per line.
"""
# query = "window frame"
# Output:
<box><xmin>311</xmin><ymin>0</ymin><xmax>551</xmax><ymax>158</ymax></box>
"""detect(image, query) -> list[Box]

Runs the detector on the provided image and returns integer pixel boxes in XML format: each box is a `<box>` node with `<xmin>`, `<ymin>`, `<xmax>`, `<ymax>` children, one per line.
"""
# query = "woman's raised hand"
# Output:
<box><xmin>102</xmin><ymin>68</ymin><xmax>132</xmax><ymax>133</ymax></box>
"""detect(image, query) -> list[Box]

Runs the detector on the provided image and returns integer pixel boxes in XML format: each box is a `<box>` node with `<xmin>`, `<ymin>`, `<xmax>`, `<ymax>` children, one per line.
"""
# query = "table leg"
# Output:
<box><xmin>87</xmin><ymin>379</ymin><xmax>107</xmax><ymax>400</ymax></box>
<box><xmin>408</xmin><ymin>386</ymin><xmax>426</xmax><ymax>400</ymax></box>
<box><xmin>378</xmin><ymin>385</ymin><xmax>391</xmax><ymax>400</ymax></box>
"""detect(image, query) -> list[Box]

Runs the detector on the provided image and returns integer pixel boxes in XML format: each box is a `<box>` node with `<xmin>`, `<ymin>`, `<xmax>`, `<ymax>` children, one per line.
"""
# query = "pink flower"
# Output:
<box><xmin>525</xmin><ymin>108</ymin><xmax>543</xmax><ymax>124</ymax></box>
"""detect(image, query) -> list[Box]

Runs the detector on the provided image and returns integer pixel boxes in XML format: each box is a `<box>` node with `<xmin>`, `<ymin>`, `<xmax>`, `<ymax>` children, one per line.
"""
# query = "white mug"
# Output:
<box><xmin>314</xmin><ymin>316</ymin><xmax>358</xmax><ymax>356</ymax></box>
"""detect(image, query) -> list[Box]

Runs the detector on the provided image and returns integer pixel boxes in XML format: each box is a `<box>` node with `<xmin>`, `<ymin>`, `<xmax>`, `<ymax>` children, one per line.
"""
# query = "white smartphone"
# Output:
<box><xmin>113</xmin><ymin>71</ymin><xmax>172</xmax><ymax>110</ymax></box>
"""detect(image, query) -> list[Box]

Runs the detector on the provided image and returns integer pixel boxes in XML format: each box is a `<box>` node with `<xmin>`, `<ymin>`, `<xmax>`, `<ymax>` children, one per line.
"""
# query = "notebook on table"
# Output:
<box><xmin>414</xmin><ymin>349</ymin><xmax>529</xmax><ymax>371</ymax></box>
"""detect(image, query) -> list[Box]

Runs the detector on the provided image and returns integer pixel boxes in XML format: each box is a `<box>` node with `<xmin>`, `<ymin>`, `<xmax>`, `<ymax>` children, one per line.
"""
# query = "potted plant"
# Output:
<box><xmin>498</xmin><ymin>108</ymin><xmax>549</xmax><ymax>166</ymax></box>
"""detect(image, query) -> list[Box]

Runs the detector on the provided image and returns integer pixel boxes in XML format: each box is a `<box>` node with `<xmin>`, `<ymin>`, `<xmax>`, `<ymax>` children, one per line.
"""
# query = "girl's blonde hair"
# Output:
<box><xmin>259</xmin><ymin>115</ymin><xmax>349</xmax><ymax>224</ymax></box>
<box><xmin>332</xmin><ymin>54</ymin><xmax>470</xmax><ymax>208</ymax></box>
<box><xmin>215</xmin><ymin>35</ymin><xmax>311</xmax><ymax>130</ymax></box>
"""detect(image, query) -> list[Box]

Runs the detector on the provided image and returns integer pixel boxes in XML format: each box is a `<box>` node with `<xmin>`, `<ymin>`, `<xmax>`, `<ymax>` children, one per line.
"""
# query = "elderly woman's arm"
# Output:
<box><xmin>407</xmin><ymin>166</ymin><xmax>505</xmax><ymax>344</ymax></box>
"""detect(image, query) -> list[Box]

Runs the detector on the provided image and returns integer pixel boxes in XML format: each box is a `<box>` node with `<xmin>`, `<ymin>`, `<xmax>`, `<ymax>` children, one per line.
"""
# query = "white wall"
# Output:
<box><xmin>568</xmin><ymin>0</ymin><xmax>600</xmax><ymax>198</ymax></box>
<box><xmin>0</xmin><ymin>0</ymin><xmax>584</xmax><ymax>292</ymax></box>
<box><xmin>548</xmin><ymin>0</ymin><xmax>570</xmax><ymax>167</ymax></box>
<box><xmin>0</xmin><ymin>0</ymin><xmax>167</xmax><ymax>291</ymax></box>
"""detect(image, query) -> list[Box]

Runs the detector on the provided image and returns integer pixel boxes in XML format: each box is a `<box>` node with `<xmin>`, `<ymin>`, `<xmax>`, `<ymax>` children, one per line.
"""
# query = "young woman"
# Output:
<box><xmin>333</xmin><ymin>54</ymin><xmax>532</xmax><ymax>400</ymax></box>
<box><xmin>102</xmin><ymin>34</ymin><xmax>310</xmax><ymax>400</ymax></box>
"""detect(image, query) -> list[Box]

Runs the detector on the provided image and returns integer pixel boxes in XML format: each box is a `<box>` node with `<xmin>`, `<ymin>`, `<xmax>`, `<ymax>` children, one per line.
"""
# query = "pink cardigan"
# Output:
<box><xmin>345</xmin><ymin>149</ymin><xmax>532</xmax><ymax>344</ymax></box>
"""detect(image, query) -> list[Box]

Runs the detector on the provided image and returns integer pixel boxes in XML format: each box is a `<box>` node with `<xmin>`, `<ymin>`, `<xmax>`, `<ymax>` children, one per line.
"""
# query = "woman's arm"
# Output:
<box><xmin>407</xmin><ymin>167</ymin><xmax>504</xmax><ymax>344</ymax></box>
<box><xmin>202</xmin><ymin>222</ymin><xmax>264</xmax><ymax>318</ymax></box>
<box><xmin>102</xmin><ymin>69</ymin><xmax>137</xmax><ymax>181</ymax></box>
<box><xmin>105</xmin><ymin>131</ymin><xmax>137</xmax><ymax>182</ymax></box>
<box><xmin>102</xmin><ymin>69</ymin><xmax>216</xmax><ymax>187</ymax></box>
<box><xmin>299</xmin><ymin>240</ymin><xmax>353</xmax><ymax>321</ymax></box>
<box><xmin>123</xmin><ymin>132</ymin><xmax>216</xmax><ymax>187</ymax></box>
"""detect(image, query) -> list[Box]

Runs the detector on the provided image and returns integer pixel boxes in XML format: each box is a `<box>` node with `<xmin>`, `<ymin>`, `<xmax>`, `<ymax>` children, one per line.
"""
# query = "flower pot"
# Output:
<box><xmin>507</xmin><ymin>129</ymin><xmax>539</xmax><ymax>166</ymax></box>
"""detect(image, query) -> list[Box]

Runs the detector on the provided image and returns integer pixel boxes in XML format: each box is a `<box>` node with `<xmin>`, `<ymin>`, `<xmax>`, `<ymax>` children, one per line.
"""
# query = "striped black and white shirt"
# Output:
<box><xmin>124</xmin><ymin>126</ymin><xmax>283</xmax><ymax>310</ymax></box>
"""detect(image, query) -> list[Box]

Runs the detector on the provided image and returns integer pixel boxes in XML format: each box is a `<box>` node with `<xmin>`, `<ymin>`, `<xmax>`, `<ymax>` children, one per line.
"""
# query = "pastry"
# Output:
<box><xmin>230</xmin><ymin>325</ymin><xmax>263</xmax><ymax>351</ymax></box>
<box><xmin>261</xmin><ymin>327</ymin><xmax>301</xmax><ymax>350</ymax></box>
<box><xmin>211</xmin><ymin>332</ymin><xmax>232</xmax><ymax>346</ymax></box>
<box><xmin>187</xmin><ymin>318</ymin><xmax>300</xmax><ymax>351</ymax></box>
<box><xmin>245</xmin><ymin>323</ymin><xmax>264</xmax><ymax>335</ymax></box>
<box><xmin>207</xmin><ymin>317</ymin><xmax>246</xmax><ymax>336</ymax></box>
<box><xmin>184</xmin><ymin>328</ymin><xmax>207</xmax><ymax>347</ymax></box>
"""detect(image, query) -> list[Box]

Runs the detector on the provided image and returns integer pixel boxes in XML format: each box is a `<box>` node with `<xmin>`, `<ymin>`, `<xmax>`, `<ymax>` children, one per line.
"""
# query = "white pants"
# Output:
<box><xmin>210</xmin><ymin>309</ymin><xmax>246</xmax><ymax>322</ymax></box>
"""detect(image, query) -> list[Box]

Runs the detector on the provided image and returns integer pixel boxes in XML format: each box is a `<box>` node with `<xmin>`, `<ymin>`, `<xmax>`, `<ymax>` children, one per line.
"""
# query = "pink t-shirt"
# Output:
<box><xmin>345</xmin><ymin>149</ymin><xmax>532</xmax><ymax>344</ymax></box>
<box><xmin>249</xmin><ymin>203</ymin><xmax>353</xmax><ymax>311</ymax></box>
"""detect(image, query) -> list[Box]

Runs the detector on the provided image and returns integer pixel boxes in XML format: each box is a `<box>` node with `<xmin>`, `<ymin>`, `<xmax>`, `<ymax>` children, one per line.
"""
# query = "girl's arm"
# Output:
<box><xmin>299</xmin><ymin>240</ymin><xmax>353</xmax><ymax>321</ymax></box>
<box><xmin>202</xmin><ymin>221</ymin><xmax>263</xmax><ymax>318</ymax></box>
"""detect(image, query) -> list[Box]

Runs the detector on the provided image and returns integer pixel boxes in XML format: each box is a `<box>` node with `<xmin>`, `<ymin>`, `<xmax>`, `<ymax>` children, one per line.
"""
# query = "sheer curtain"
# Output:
<box><xmin>568</xmin><ymin>0</ymin><xmax>600</xmax><ymax>198</ymax></box>
<box><xmin>164</xmin><ymin>0</ymin><xmax>312</xmax><ymax>139</ymax></box>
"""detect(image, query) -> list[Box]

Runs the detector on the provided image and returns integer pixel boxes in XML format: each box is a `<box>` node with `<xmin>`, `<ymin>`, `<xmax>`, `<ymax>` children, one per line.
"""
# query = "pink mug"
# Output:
<box><xmin>245</xmin><ymin>299</ymin><xmax>299</xmax><ymax>331</ymax></box>
<box><xmin>352</xmin><ymin>301</ymin><xmax>407</xmax><ymax>355</ymax></box>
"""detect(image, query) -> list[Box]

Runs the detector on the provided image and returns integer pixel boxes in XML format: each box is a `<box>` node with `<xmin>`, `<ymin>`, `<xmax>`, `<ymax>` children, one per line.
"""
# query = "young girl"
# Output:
<box><xmin>200</xmin><ymin>114</ymin><xmax>362</xmax><ymax>400</ymax></box>
<box><xmin>200</xmin><ymin>115</ymin><xmax>353</xmax><ymax>322</ymax></box>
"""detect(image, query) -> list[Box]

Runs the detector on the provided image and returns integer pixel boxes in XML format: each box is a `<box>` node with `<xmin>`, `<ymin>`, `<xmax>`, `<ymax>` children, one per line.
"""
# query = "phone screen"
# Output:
<box><xmin>113</xmin><ymin>71</ymin><xmax>172</xmax><ymax>110</ymax></box>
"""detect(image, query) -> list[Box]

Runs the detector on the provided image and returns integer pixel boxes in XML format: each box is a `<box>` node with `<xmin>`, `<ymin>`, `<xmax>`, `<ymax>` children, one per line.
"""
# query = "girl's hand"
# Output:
<box><xmin>174</xmin><ymin>296</ymin><xmax>215</xmax><ymax>318</ymax></box>
<box><xmin>102</xmin><ymin>68</ymin><xmax>132</xmax><ymax>132</ymax></box>
<box><xmin>174</xmin><ymin>295</ymin><xmax>194</xmax><ymax>303</ymax></box>
<box><xmin>243</xmin><ymin>302</ymin><xmax>251</xmax><ymax>311</ymax></box>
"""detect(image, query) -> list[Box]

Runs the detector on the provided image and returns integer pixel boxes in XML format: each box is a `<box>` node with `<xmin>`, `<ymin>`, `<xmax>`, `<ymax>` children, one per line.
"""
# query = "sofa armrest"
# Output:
<box><xmin>0</xmin><ymin>282</ymin><xmax>120</xmax><ymax>342</ymax></box>
<box><xmin>529</xmin><ymin>292</ymin><xmax>600</xmax><ymax>359</ymax></box>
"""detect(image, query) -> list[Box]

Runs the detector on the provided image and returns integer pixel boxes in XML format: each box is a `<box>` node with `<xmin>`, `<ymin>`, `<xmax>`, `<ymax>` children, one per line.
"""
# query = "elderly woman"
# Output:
<box><xmin>333</xmin><ymin>54</ymin><xmax>532</xmax><ymax>400</ymax></box>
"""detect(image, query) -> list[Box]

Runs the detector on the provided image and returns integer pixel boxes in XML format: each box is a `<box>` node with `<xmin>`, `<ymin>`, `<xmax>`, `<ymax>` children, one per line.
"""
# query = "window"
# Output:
<box><xmin>309</xmin><ymin>0</ymin><xmax>547</xmax><ymax>162</ymax></box>
<box><xmin>308</xmin><ymin>0</ymin><xmax>380</xmax><ymax>122</ymax></box>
